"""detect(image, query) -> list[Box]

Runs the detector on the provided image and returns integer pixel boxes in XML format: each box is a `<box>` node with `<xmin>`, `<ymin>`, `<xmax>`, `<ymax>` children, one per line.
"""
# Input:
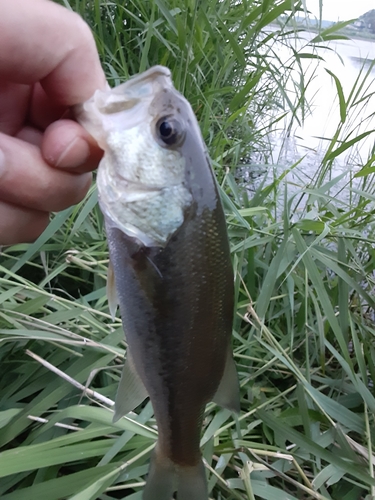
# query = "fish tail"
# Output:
<box><xmin>143</xmin><ymin>448</ymin><xmax>208</xmax><ymax>500</ymax></box>
<box><xmin>176</xmin><ymin>460</ymin><xmax>208</xmax><ymax>500</ymax></box>
<box><xmin>143</xmin><ymin>449</ymin><xmax>176</xmax><ymax>500</ymax></box>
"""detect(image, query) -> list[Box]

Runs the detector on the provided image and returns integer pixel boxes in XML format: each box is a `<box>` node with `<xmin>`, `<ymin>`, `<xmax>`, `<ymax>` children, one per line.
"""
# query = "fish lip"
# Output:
<box><xmin>75</xmin><ymin>66</ymin><xmax>174</xmax><ymax>123</ymax></box>
<box><xmin>123</xmin><ymin>65</ymin><xmax>172</xmax><ymax>89</ymax></box>
<box><xmin>99</xmin><ymin>66</ymin><xmax>173</xmax><ymax>108</ymax></box>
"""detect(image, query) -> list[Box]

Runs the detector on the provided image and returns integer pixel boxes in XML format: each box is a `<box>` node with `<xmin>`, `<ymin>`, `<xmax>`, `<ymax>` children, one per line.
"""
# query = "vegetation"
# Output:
<box><xmin>359</xmin><ymin>9</ymin><xmax>375</xmax><ymax>35</ymax></box>
<box><xmin>1</xmin><ymin>0</ymin><xmax>375</xmax><ymax>499</ymax></box>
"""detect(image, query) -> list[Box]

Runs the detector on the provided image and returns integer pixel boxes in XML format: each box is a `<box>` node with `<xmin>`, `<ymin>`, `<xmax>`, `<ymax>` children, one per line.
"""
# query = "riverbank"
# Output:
<box><xmin>279</xmin><ymin>19</ymin><xmax>375</xmax><ymax>43</ymax></box>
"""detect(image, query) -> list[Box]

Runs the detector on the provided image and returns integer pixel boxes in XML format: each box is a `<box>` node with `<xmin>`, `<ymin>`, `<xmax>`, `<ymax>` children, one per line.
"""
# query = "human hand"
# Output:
<box><xmin>0</xmin><ymin>0</ymin><xmax>107</xmax><ymax>245</ymax></box>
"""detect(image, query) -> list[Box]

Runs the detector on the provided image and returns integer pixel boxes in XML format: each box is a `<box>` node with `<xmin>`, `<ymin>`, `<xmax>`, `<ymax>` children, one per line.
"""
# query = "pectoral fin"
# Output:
<box><xmin>113</xmin><ymin>351</ymin><xmax>148</xmax><ymax>422</ymax></box>
<box><xmin>107</xmin><ymin>261</ymin><xmax>118</xmax><ymax>321</ymax></box>
<box><xmin>212</xmin><ymin>349</ymin><xmax>240</xmax><ymax>413</ymax></box>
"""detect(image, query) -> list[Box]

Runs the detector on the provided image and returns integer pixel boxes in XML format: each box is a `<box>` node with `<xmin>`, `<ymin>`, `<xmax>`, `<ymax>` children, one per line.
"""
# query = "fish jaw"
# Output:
<box><xmin>74</xmin><ymin>65</ymin><xmax>173</xmax><ymax>149</ymax></box>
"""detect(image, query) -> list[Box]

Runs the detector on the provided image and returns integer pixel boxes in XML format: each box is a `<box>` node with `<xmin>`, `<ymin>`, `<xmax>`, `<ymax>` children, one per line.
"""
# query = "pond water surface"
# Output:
<box><xmin>254</xmin><ymin>32</ymin><xmax>375</xmax><ymax>200</ymax></box>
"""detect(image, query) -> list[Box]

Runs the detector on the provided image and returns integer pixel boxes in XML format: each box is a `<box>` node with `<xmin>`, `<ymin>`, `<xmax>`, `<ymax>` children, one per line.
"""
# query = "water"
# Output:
<box><xmin>253</xmin><ymin>32</ymin><xmax>375</xmax><ymax>200</ymax></box>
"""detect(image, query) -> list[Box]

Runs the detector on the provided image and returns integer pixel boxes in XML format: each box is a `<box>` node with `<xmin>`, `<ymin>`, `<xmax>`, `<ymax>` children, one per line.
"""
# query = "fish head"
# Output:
<box><xmin>76</xmin><ymin>66</ymin><xmax>213</xmax><ymax>247</ymax></box>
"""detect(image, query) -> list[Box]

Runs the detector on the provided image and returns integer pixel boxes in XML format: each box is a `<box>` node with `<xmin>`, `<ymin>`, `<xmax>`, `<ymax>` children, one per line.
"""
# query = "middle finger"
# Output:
<box><xmin>0</xmin><ymin>132</ymin><xmax>91</xmax><ymax>212</ymax></box>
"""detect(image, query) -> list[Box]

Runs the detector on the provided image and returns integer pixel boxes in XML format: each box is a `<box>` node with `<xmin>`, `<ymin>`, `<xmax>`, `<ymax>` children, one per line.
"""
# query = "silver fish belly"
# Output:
<box><xmin>76</xmin><ymin>65</ymin><xmax>240</xmax><ymax>500</ymax></box>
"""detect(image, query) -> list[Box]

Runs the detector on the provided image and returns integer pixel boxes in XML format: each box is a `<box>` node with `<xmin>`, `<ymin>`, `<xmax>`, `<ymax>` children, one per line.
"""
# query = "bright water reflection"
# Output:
<box><xmin>255</xmin><ymin>32</ymin><xmax>375</xmax><ymax>198</ymax></box>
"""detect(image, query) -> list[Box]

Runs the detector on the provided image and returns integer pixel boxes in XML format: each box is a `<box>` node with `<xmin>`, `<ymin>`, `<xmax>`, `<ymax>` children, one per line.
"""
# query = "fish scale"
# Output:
<box><xmin>76</xmin><ymin>65</ymin><xmax>240</xmax><ymax>500</ymax></box>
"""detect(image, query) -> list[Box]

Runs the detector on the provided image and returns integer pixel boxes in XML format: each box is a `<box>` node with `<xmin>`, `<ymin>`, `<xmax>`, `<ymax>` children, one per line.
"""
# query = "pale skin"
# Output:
<box><xmin>0</xmin><ymin>0</ymin><xmax>107</xmax><ymax>245</ymax></box>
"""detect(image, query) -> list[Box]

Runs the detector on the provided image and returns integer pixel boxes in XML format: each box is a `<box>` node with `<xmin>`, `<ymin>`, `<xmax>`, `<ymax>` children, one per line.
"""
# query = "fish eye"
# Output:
<box><xmin>156</xmin><ymin>116</ymin><xmax>184</xmax><ymax>146</ymax></box>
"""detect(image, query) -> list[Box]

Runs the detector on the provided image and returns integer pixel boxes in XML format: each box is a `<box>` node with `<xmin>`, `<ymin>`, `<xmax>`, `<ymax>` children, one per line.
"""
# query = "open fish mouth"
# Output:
<box><xmin>75</xmin><ymin>65</ymin><xmax>174</xmax><ymax>134</ymax></box>
<box><xmin>107</xmin><ymin>65</ymin><xmax>172</xmax><ymax>101</ymax></box>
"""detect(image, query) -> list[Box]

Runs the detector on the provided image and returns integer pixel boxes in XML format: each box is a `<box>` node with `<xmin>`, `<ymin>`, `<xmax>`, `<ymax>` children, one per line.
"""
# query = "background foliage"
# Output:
<box><xmin>1</xmin><ymin>1</ymin><xmax>375</xmax><ymax>499</ymax></box>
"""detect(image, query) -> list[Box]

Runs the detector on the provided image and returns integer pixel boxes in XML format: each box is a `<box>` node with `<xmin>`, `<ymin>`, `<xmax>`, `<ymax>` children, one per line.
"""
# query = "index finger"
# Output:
<box><xmin>0</xmin><ymin>0</ymin><xmax>107</xmax><ymax>105</ymax></box>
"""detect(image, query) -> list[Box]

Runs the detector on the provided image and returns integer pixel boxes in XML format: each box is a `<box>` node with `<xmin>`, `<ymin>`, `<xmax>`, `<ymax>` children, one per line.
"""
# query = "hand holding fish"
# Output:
<box><xmin>0</xmin><ymin>0</ymin><xmax>106</xmax><ymax>245</ymax></box>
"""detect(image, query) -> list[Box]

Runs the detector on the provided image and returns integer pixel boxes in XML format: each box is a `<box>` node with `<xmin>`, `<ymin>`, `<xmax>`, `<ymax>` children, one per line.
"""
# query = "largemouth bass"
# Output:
<box><xmin>76</xmin><ymin>66</ymin><xmax>240</xmax><ymax>500</ymax></box>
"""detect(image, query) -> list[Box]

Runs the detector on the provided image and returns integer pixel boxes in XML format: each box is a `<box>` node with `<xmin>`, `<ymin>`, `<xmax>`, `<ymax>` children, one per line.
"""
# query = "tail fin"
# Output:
<box><xmin>143</xmin><ymin>449</ymin><xmax>208</xmax><ymax>500</ymax></box>
<box><xmin>143</xmin><ymin>450</ymin><xmax>176</xmax><ymax>500</ymax></box>
<box><xmin>176</xmin><ymin>460</ymin><xmax>208</xmax><ymax>500</ymax></box>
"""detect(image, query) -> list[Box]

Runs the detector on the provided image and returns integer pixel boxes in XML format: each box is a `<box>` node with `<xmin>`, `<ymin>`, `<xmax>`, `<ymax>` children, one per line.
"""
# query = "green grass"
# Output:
<box><xmin>1</xmin><ymin>0</ymin><xmax>375</xmax><ymax>499</ymax></box>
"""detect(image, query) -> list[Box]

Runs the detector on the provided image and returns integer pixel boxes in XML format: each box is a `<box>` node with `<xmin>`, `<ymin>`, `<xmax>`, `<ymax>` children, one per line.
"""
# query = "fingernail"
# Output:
<box><xmin>55</xmin><ymin>136</ymin><xmax>90</xmax><ymax>169</ymax></box>
<box><xmin>0</xmin><ymin>148</ymin><xmax>5</xmax><ymax>177</ymax></box>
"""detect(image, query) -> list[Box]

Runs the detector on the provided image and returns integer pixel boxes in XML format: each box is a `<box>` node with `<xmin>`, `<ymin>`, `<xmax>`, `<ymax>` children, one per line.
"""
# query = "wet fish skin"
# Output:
<box><xmin>106</xmin><ymin>177</ymin><xmax>234</xmax><ymax>461</ymax></box>
<box><xmin>76</xmin><ymin>66</ymin><xmax>240</xmax><ymax>500</ymax></box>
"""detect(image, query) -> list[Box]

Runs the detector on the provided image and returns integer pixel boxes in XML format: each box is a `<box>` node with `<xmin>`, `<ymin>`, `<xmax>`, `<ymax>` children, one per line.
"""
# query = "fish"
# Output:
<box><xmin>76</xmin><ymin>65</ymin><xmax>240</xmax><ymax>500</ymax></box>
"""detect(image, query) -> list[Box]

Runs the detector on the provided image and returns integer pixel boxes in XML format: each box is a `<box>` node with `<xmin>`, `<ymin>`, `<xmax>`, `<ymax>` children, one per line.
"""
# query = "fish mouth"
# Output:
<box><xmin>120</xmin><ymin>66</ymin><xmax>172</xmax><ymax>93</ymax></box>
<box><xmin>93</xmin><ymin>66</ymin><xmax>173</xmax><ymax>115</ymax></box>
<box><xmin>74</xmin><ymin>67</ymin><xmax>176</xmax><ymax>148</ymax></box>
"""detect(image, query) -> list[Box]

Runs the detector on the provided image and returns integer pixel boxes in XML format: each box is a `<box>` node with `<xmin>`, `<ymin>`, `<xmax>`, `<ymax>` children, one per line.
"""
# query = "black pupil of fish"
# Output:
<box><xmin>159</xmin><ymin>120</ymin><xmax>173</xmax><ymax>139</ymax></box>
